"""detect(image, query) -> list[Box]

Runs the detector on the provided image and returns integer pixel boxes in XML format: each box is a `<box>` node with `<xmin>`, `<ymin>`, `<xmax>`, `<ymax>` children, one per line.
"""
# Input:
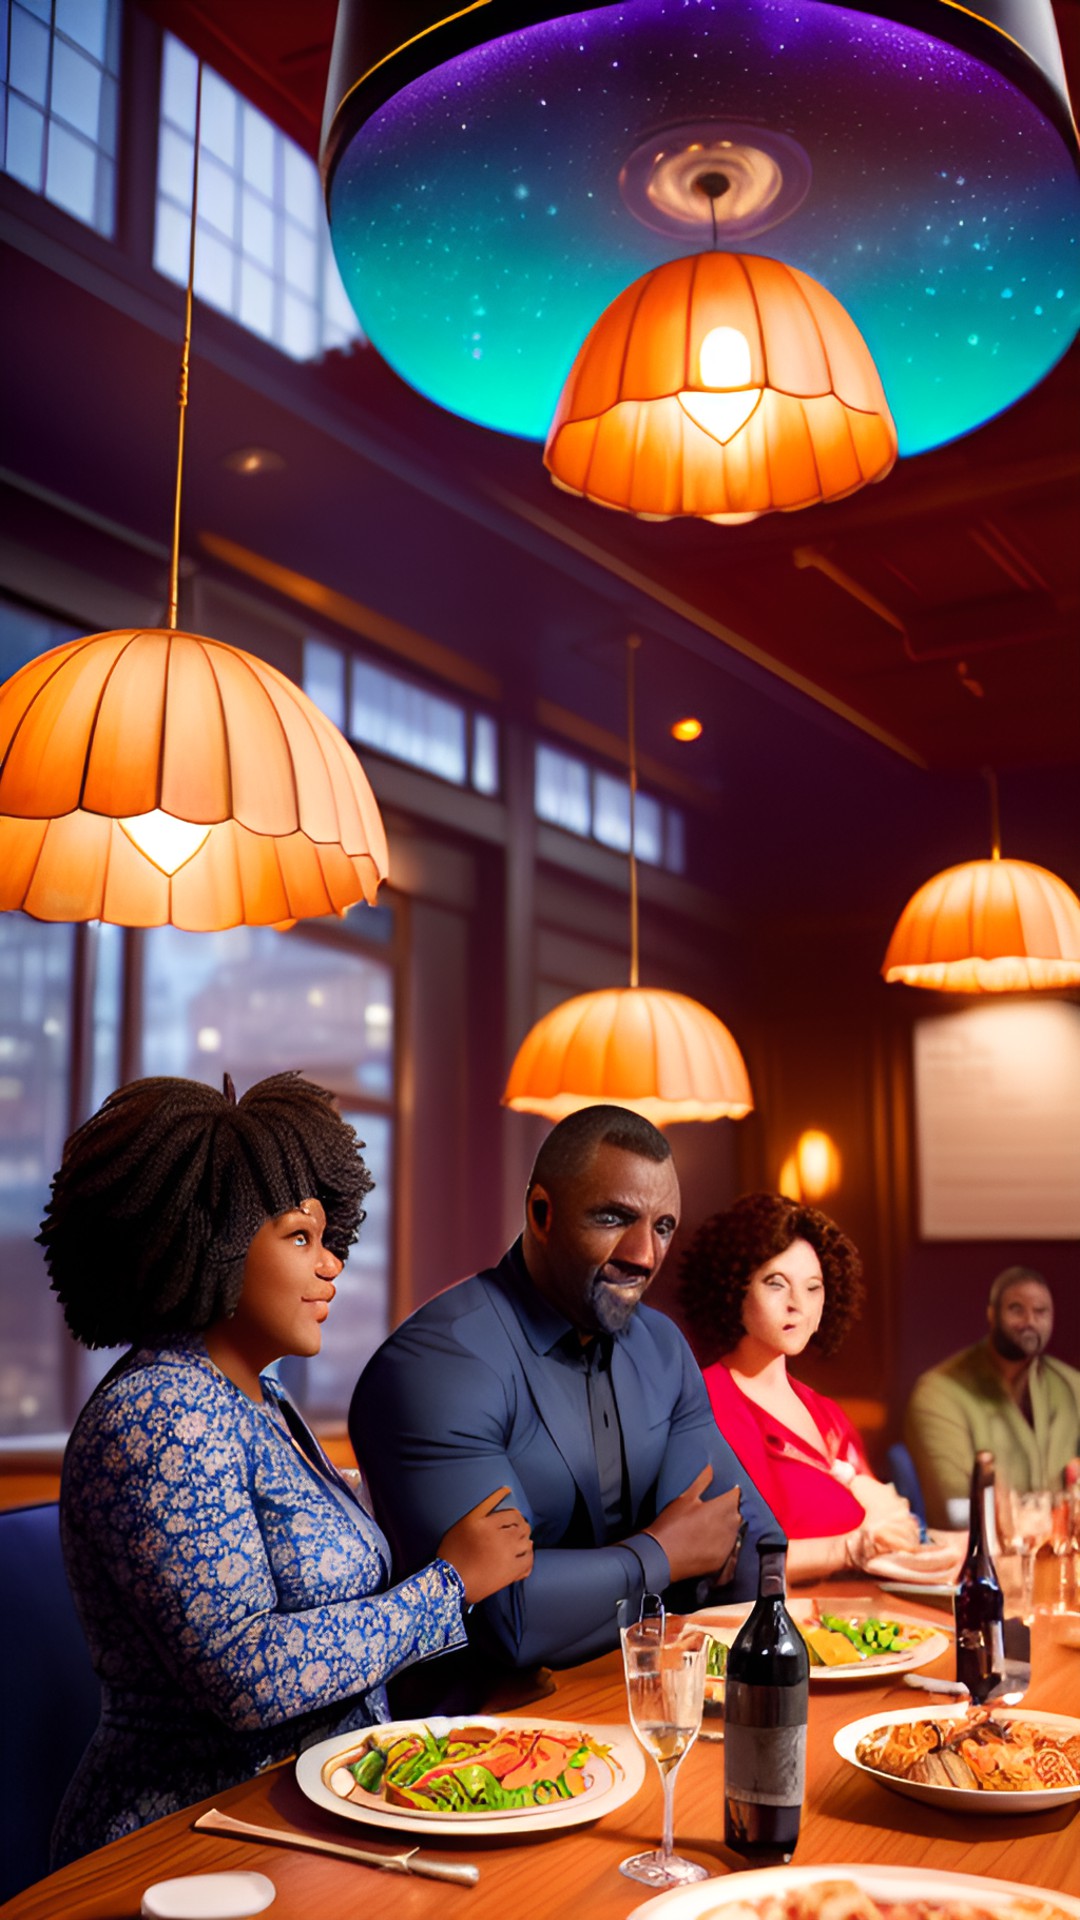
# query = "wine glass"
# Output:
<box><xmin>619</xmin><ymin>1618</ymin><xmax>708</xmax><ymax>1887</ymax></box>
<box><xmin>997</xmin><ymin>1485</ymin><xmax>1053</xmax><ymax>1620</ymax></box>
<box><xmin>1050</xmin><ymin>1486</ymin><xmax>1080</xmax><ymax>1613</ymax></box>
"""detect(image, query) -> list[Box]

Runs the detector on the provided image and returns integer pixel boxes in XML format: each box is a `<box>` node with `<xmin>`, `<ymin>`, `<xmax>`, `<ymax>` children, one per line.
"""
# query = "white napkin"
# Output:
<box><xmin>141</xmin><ymin>1873</ymin><xmax>275</xmax><ymax>1919</ymax></box>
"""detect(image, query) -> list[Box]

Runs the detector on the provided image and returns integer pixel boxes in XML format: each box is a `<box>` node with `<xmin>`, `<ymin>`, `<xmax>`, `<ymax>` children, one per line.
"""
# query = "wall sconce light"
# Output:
<box><xmin>779</xmin><ymin>1128</ymin><xmax>842</xmax><ymax>1202</ymax></box>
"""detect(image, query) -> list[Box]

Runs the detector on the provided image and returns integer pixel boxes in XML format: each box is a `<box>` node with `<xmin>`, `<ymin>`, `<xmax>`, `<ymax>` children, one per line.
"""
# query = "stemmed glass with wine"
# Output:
<box><xmin>620</xmin><ymin>1605</ymin><xmax>708</xmax><ymax>1888</ymax></box>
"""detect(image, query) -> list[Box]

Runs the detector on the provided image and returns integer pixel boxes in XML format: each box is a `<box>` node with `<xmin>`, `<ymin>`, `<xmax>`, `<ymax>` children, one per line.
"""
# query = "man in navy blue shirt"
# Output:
<box><xmin>350</xmin><ymin>1105</ymin><xmax>776</xmax><ymax>1674</ymax></box>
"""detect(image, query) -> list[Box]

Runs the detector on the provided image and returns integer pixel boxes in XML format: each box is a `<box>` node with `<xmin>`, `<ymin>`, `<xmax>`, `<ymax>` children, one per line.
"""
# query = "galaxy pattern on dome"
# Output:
<box><xmin>327</xmin><ymin>0</ymin><xmax>1080</xmax><ymax>456</ymax></box>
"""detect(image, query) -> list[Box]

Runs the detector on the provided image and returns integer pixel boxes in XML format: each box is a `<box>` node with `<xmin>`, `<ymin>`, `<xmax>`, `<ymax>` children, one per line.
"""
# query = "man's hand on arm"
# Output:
<box><xmin>639</xmin><ymin>1464</ymin><xmax>744</xmax><ymax>1584</ymax></box>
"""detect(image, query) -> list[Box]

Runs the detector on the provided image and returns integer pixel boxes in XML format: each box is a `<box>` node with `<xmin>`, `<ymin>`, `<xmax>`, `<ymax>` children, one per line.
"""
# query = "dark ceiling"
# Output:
<box><xmin>4</xmin><ymin>1</ymin><xmax>1078</xmax><ymax>932</ymax></box>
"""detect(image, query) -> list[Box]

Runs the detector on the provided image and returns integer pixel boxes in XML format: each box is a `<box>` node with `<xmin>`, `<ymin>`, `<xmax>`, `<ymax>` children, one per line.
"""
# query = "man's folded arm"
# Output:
<box><xmin>351</xmin><ymin>1338</ymin><xmax>673</xmax><ymax>1666</ymax></box>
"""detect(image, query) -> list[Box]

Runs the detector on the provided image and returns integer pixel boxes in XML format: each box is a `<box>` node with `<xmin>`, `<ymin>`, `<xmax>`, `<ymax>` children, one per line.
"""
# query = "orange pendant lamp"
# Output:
<box><xmin>503</xmin><ymin>984</ymin><xmax>753</xmax><ymax>1126</ymax></box>
<box><xmin>0</xmin><ymin>63</ymin><xmax>387</xmax><ymax>932</ymax></box>
<box><xmin>545</xmin><ymin>247</ymin><xmax>897</xmax><ymax>522</ymax></box>
<box><xmin>0</xmin><ymin>630</ymin><xmax>387</xmax><ymax>929</ymax></box>
<box><xmin>503</xmin><ymin>639</ymin><xmax>752</xmax><ymax>1126</ymax></box>
<box><xmin>882</xmin><ymin>774</ymin><xmax>1080</xmax><ymax>991</ymax></box>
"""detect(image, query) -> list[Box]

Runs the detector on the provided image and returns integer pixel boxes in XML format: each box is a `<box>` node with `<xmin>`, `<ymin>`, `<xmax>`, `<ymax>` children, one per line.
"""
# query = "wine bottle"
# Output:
<box><xmin>954</xmin><ymin>1449</ymin><xmax>1006</xmax><ymax>1703</ymax></box>
<box><xmin>723</xmin><ymin>1533</ymin><xmax>809</xmax><ymax>1863</ymax></box>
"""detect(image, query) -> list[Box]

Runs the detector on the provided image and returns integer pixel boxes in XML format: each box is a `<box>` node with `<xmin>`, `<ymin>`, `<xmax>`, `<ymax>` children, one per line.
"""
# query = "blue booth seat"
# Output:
<box><xmin>885</xmin><ymin>1440</ymin><xmax>929</xmax><ymax>1528</ymax></box>
<box><xmin>0</xmin><ymin>1502</ymin><xmax>100</xmax><ymax>1902</ymax></box>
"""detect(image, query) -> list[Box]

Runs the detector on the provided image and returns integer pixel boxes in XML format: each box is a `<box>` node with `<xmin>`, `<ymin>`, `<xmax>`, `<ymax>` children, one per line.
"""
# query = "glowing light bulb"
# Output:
<box><xmin>678</xmin><ymin>325</ymin><xmax>762</xmax><ymax>443</ymax></box>
<box><xmin>671</xmin><ymin>717</ymin><xmax>703</xmax><ymax>742</ymax></box>
<box><xmin>778</xmin><ymin>1152</ymin><xmax>801</xmax><ymax>1200</ymax></box>
<box><xmin>119</xmin><ymin>810</ymin><xmax>211</xmax><ymax>875</ymax></box>
<box><xmin>795</xmin><ymin>1128</ymin><xmax>841</xmax><ymax>1199</ymax></box>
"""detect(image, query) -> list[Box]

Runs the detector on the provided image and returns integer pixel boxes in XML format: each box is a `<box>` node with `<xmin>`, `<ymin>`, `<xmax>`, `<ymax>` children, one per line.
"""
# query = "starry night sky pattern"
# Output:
<box><xmin>328</xmin><ymin>0</ymin><xmax>1080</xmax><ymax>456</ymax></box>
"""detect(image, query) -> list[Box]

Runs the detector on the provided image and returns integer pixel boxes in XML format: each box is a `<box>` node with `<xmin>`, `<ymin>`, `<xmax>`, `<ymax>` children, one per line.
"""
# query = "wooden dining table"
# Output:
<box><xmin>8</xmin><ymin>1586</ymin><xmax>1079</xmax><ymax>1920</ymax></box>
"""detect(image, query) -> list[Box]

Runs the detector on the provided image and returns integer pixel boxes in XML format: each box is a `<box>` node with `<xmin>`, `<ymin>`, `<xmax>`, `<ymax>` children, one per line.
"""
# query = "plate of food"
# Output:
<box><xmin>834</xmin><ymin>1704</ymin><xmax>1080</xmax><ymax>1813</ymax></box>
<box><xmin>691</xmin><ymin>1598</ymin><xmax>949</xmax><ymax>1681</ymax></box>
<box><xmin>876</xmin><ymin>1579</ymin><xmax>958</xmax><ymax>1602</ymax></box>
<box><xmin>295</xmin><ymin>1715</ymin><xmax>645</xmax><ymax>1838</ymax></box>
<box><xmin>627</xmin><ymin>1864</ymin><xmax>1080</xmax><ymax>1919</ymax></box>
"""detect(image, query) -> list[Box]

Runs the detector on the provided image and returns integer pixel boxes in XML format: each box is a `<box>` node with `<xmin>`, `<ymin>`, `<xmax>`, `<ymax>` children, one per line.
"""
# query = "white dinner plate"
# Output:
<box><xmin>628</xmin><ymin>1862</ymin><xmax>1080</xmax><ymax>1918</ymax></box>
<box><xmin>295</xmin><ymin>1715</ymin><xmax>645</xmax><ymax>1839</ymax></box>
<box><xmin>690</xmin><ymin>1598</ymin><xmax>950</xmax><ymax>1682</ymax></box>
<box><xmin>877</xmin><ymin>1578</ymin><xmax>958</xmax><ymax>1602</ymax></box>
<box><xmin>834</xmin><ymin>1704</ymin><xmax>1080</xmax><ymax>1814</ymax></box>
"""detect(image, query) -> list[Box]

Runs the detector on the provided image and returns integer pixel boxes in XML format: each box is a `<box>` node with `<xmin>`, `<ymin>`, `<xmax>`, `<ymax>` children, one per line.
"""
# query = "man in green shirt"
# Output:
<box><xmin>904</xmin><ymin>1267</ymin><xmax>1080</xmax><ymax>1529</ymax></box>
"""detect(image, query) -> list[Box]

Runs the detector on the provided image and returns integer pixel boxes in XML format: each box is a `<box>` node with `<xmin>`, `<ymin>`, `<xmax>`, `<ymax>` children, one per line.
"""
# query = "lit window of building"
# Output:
<box><xmin>154</xmin><ymin>33</ymin><xmax>363</xmax><ymax>361</ymax></box>
<box><xmin>535</xmin><ymin>743</ymin><xmax>685</xmax><ymax>874</ymax></box>
<box><xmin>304</xmin><ymin>639</ymin><xmax>499</xmax><ymax>796</ymax></box>
<box><xmin>1</xmin><ymin>0</ymin><xmax>121</xmax><ymax>236</ymax></box>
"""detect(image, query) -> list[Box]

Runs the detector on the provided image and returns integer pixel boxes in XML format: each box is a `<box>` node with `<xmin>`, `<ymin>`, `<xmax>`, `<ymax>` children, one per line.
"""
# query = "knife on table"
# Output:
<box><xmin>193</xmin><ymin>1808</ymin><xmax>480</xmax><ymax>1885</ymax></box>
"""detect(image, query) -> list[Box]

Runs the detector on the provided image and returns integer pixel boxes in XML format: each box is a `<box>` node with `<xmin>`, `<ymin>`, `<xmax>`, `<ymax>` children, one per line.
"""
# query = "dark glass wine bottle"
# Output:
<box><xmin>954</xmin><ymin>1449</ymin><xmax>1006</xmax><ymax>1702</ymax></box>
<box><xmin>723</xmin><ymin>1533</ymin><xmax>809</xmax><ymax>1863</ymax></box>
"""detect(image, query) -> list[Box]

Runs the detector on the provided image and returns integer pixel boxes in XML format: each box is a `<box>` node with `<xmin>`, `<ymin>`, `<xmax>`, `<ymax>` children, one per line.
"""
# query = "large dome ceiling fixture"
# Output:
<box><xmin>322</xmin><ymin>1</ymin><xmax>1080</xmax><ymax>458</ymax></box>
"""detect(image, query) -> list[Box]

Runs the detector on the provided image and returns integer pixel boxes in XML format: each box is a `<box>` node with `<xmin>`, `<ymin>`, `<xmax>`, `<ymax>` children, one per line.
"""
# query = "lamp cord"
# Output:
<box><xmin>694</xmin><ymin>170</ymin><xmax>729</xmax><ymax>250</ymax></box>
<box><xmin>627</xmin><ymin>634</ymin><xmax>641</xmax><ymax>989</ymax></box>
<box><xmin>982</xmin><ymin>764</ymin><xmax>1001</xmax><ymax>860</ymax></box>
<box><xmin>167</xmin><ymin>61</ymin><xmax>203</xmax><ymax>631</ymax></box>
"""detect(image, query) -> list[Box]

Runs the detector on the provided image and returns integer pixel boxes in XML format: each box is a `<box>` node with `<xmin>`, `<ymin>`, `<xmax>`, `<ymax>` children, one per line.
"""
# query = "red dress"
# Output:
<box><xmin>703</xmin><ymin>1361</ymin><xmax>870</xmax><ymax>1539</ymax></box>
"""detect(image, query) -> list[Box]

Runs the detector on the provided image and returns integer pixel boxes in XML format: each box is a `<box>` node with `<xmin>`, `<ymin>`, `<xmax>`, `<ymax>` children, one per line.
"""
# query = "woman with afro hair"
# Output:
<box><xmin>680</xmin><ymin>1194</ymin><xmax>959</xmax><ymax>1583</ymax></box>
<box><xmin>40</xmin><ymin>1072</ymin><xmax>532</xmax><ymax>1866</ymax></box>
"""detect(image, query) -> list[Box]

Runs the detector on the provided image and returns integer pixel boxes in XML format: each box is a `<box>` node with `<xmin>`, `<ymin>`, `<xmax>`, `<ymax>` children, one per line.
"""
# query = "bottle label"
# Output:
<box><xmin>724</xmin><ymin>1721</ymin><xmax>807</xmax><ymax>1807</ymax></box>
<box><xmin>957</xmin><ymin>1614</ymin><xmax>1006</xmax><ymax>1691</ymax></box>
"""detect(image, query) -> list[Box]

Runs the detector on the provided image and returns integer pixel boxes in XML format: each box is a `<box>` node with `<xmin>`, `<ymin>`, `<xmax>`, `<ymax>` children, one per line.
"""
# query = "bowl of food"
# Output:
<box><xmin>834</xmin><ymin>1704</ymin><xmax>1080</xmax><ymax>1814</ymax></box>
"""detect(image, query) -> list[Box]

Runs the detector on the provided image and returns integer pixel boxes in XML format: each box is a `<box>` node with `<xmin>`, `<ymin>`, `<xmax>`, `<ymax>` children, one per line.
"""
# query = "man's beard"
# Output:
<box><xmin>990</xmin><ymin>1322</ymin><xmax>1043</xmax><ymax>1363</ymax></box>
<box><xmin>584</xmin><ymin>1269</ymin><xmax>649</xmax><ymax>1334</ymax></box>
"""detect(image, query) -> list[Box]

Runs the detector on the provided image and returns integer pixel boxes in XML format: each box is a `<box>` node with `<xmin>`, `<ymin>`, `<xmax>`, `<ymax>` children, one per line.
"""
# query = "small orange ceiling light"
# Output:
<box><xmin>883</xmin><ymin>767</ymin><xmax>1080</xmax><ymax>992</ymax></box>
<box><xmin>503</xmin><ymin>984</ymin><xmax>753</xmax><ymax>1126</ymax></box>
<box><xmin>882</xmin><ymin>857</ymin><xmax>1080</xmax><ymax>992</ymax></box>
<box><xmin>671</xmin><ymin>716</ymin><xmax>703</xmax><ymax>742</ymax></box>
<box><xmin>545</xmin><ymin>250</ymin><xmax>897</xmax><ymax>520</ymax></box>
<box><xmin>0</xmin><ymin>630</ymin><xmax>387</xmax><ymax>929</ymax></box>
<box><xmin>503</xmin><ymin>636</ymin><xmax>752</xmax><ymax>1126</ymax></box>
<box><xmin>0</xmin><ymin>61</ymin><xmax>387</xmax><ymax>933</ymax></box>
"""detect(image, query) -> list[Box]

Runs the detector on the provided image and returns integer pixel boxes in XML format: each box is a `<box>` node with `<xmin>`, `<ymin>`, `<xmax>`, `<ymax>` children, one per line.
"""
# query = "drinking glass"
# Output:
<box><xmin>1050</xmin><ymin>1486</ymin><xmax>1080</xmax><ymax>1613</ymax></box>
<box><xmin>620</xmin><ymin>1619</ymin><xmax>708</xmax><ymax>1887</ymax></box>
<box><xmin>997</xmin><ymin>1485</ymin><xmax>1053</xmax><ymax>1620</ymax></box>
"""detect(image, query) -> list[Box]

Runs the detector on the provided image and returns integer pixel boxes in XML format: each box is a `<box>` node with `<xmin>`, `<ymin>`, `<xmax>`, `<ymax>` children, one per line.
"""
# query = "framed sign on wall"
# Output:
<box><xmin>914</xmin><ymin>1000</ymin><xmax>1080</xmax><ymax>1240</ymax></box>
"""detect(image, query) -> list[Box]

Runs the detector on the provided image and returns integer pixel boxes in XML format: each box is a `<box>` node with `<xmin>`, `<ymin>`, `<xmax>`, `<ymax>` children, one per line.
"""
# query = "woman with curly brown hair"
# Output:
<box><xmin>680</xmin><ymin>1194</ymin><xmax>958</xmax><ymax>1581</ymax></box>
<box><xmin>41</xmin><ymin>1071</ymin><xmax>532</xmax><ymax>1865</ymax></box>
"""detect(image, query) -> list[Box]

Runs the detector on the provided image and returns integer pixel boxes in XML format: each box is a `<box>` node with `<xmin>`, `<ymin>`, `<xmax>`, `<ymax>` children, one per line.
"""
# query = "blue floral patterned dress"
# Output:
<box><xmin>53</xmin><ymin>1337</ymin><xmax>467</xmax><ymax>1864</ymax></box>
